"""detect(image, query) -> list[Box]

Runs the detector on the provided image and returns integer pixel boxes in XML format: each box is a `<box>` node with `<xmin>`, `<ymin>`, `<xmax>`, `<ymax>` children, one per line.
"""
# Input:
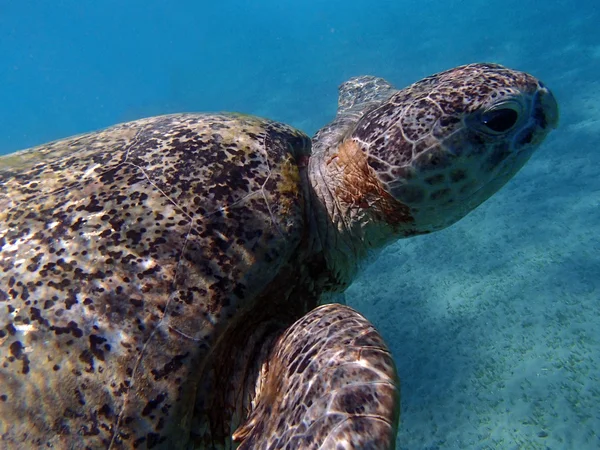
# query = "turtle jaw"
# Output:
<box><xmin>384</xmin><ymin>123</ymin><xmax>554</xmax><ymax>235</ymax></box>
<box><xmin>535</xmin><ymin>83</ymin><xmax>559</xmax><ymax>130</ymax></box>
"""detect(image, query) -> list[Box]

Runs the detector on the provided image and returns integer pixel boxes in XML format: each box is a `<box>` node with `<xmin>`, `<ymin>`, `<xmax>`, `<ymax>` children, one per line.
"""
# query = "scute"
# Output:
<box><xmin>0</xmin><ymin>113</ymin><xmax>311</xmax><ymax>449</ymax></box>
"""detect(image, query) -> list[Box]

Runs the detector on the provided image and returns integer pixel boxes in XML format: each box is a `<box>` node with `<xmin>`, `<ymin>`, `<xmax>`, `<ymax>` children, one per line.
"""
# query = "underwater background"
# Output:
<box><xmin>1</xmin><ymin>0</ymin><xmax>598</xmax><ymax>448</ymax></box>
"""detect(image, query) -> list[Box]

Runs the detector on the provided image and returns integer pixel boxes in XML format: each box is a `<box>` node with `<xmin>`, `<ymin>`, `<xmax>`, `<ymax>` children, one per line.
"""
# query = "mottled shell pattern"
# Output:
<box><xmin>0</xmin><ymin>113</ymin><xmax>312</xmax><ymax>448</ymax></box>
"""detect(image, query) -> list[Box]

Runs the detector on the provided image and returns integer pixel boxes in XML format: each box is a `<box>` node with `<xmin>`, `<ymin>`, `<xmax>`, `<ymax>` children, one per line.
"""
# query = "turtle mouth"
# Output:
<box><xmin>512</xmin><ymin>86</ymin><xmax>558</xmax><ymax>149</ymax></box>
<box><xmin>535</xmin><ymin>87</ymin><xmax>559</xmax><ymax>130</ymax></box>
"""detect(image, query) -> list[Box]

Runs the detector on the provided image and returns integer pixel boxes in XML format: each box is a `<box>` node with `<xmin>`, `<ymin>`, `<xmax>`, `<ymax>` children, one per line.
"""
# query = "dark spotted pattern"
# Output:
<box><xmin>233</xmin><ymin>304</ymin><xmax>398</xmax><ymax>449</ymax></box>
<box><xmin>351</xmin><ymin>63</ymin><xmax>559</xmax><ymax>233</ymax></box>
<box><xmin>0</xmin><ymin>113</ymin><xmax>311</xmax><ymax>449</ymax></box>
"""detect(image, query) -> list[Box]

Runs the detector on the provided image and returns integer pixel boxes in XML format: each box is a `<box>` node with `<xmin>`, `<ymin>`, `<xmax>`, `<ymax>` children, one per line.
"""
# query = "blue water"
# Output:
<box><xmin>1</xmin><ymin>0</ymin><xmax>599</xmax><ymax>448</ymax></box>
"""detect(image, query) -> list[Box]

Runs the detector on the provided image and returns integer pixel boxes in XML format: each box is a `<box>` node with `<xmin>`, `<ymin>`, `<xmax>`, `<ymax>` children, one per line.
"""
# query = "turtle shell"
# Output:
<box><xmin>0</xmin><ymin>113</ymin><xmax>311</xmax><ymax>448</ymax></box>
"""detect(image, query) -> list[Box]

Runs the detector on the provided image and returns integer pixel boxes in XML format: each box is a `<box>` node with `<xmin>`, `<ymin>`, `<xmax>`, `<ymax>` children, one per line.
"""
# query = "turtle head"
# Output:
<box><xmin>344</xmin><ymin>63</ymin><xmax>558</xmax><ymax>235</ymax></box>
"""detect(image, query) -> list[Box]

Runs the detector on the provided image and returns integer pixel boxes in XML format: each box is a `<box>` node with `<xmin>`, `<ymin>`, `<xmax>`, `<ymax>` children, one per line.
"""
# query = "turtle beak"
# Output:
<box><xmin>536</xmin><ymin>84</ymin><xmax>559</xmax><ymax>130</ymax></box>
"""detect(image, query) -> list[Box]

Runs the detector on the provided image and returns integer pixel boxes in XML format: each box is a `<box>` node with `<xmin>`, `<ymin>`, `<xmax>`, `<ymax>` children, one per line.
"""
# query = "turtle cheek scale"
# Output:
<box><xmin>365</xmin><ymin>87</ymin><xmax>557</xmax><ymax>235</ymax></box>
<box><xmin>379</xmin><ymin>127</ymin><xmax>539</xmax><ymax>234</ymax></box>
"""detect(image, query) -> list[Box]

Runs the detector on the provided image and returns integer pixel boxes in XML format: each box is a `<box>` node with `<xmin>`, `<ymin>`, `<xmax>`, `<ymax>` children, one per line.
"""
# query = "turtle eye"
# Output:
<box><xmin>481</xmin><ymin>107</ymin><xmax>520</xmax><ymax>133</ymax></box>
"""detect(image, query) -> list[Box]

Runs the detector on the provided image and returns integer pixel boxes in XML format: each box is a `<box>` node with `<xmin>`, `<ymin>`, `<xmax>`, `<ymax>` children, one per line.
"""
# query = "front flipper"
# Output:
<box><xmin>233</xmin><ymin>304</ymin><xmax>400</xmax><ymax>449</ymax></box>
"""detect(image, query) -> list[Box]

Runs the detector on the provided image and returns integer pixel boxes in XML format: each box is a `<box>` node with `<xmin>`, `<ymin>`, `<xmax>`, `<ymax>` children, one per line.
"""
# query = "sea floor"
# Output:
<box><xmin>347</xmin><ymin>122</ymin><xmax>600</xmax><ymax>449</ymax></box>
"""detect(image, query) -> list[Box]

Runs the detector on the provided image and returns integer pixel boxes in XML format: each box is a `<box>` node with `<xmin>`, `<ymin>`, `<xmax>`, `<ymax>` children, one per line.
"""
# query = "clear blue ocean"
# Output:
<box><xmin>1</xmin><ymin>1</ymin><xmax>598</xmax><ymax>448</ymax></box>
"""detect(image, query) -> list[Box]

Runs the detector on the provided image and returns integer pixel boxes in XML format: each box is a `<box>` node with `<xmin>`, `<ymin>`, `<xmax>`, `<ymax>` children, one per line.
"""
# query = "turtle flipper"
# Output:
<box><xmin>233</xmin><ymin>304</ymin><xmax>400</xmax><ymax>449</ymax></box>
<box><xmin>337</xmin><ymin>75</ymin><xmax>396</xmax><ymax>114</ymax></box>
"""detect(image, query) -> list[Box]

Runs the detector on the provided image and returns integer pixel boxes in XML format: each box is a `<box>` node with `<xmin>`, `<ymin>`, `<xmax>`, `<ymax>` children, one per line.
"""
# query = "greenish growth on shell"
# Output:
<box><xmin>0</xmin><ymin>148</ymin><xmax>47</xmax><ymax>170</ymax></box>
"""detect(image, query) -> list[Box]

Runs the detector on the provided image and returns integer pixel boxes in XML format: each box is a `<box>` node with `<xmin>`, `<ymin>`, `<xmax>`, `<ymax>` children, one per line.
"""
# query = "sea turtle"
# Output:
<box><xmin>0</xmin><ymin>63</ymin><xmax>558</xmax><ymax>449</ymax></box>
